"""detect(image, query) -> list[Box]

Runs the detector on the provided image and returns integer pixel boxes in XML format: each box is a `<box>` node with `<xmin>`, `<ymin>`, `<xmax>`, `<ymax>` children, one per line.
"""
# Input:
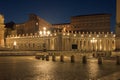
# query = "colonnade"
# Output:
<box><xmin>6</xmin><ymin>31</ymin><xmax>116</xmax><ymax>51</ymax></box>
<box><xmin>61</xmin><ymin>36</ymin><xmax>115</xmax><ymax>51</ymax></box>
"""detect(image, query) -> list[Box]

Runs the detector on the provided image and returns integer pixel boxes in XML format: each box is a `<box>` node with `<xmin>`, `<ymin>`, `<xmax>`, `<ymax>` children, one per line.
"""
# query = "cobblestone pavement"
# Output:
<box><xmin>99</xmin><ymin>71</ymin><xmax>120</xmax><ymax>80</ymax></box>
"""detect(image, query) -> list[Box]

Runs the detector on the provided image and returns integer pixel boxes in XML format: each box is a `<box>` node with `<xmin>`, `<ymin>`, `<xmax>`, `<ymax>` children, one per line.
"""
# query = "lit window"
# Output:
<box><xmin>74</xmin><ymin>34</ymin><xmax>76</xmax><ymax>37</ymax></box>
<box><xmin>113</xmin><ymin>34</ymin><xmax>116</xmax><ymax>37</ymax></box>
<box><xmin>36</xmin><ymin>22</ymin><xmax>38</xmax><ymax>25</ymax></box>
<box><xmin>97</xmin><ymin>35</ymin><xmax>99</xmax><ymax>37</ymax></box>
<box><xmin>105</xmin><ymin>35</ymin><xmax>107</xmax><ymax>37</ymax></box>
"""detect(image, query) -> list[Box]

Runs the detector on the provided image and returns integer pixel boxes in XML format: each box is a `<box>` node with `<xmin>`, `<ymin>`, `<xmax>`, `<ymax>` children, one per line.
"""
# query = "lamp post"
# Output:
<box><xmin>39</xmin><ymin>27</ymin><xmax>50</xmax><ymax>52</ymax></box>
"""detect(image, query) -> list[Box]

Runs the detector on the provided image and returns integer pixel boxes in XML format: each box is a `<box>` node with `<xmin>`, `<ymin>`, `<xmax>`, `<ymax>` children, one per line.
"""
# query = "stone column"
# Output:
<box><xmin>113</xmin><ymin>39</ymin><xmax>116</xmax><ymax>50</ymax></box>
<box><xmin>48</xmin><ymin>39</ymin><xmax>50</xmax><ymax>50</ymax></box>
<box><xmin>86</xmin><ymin>39</ymin><xmax>89</xmax><ymax>51</ymax></box>
<box><xmin>54</xmin><ymin>38</ymin><xmax>57</xmax><ymax>50</ymax></box>
<box><xmin>102</xmin><ymin>39</ymin><xmax>105</xmax><ymax>51</ymax></box>
<box><xmin>69</xmin><ymin>37</ymin><xmax>72</xmax><ymax>51</ymax></box>
<box><xmin>58</xmin><ymin>34</ymin><xmax>62</xmax><ymax>51</ymax></box>
<box><xmin>64</xmin><ymin>38</ymin><xmax>67</xmax><ymax>50</ymax></box>
<box><xmin>97</xmin><ymin>39</ymin><xmax>100</xmax><ymax>51</ymax></box>
<box><xmin>66</xmin><ymin>38</ymin><xmax>70</xmax><ymax>51</ymax></box>
<box><xmin>81</xmin><ymin>39</ymin><xmax>83</xmax><ymax>51</ymax></box>
<box><xmin>0</xmin><ymin>14</ymin><xmax>5</xmax><ymax>47</ymax></box>
<box><xmin>50</xmin><ymin>38</ymin><xmax>54</xmax><ymax>50</ymax></box>
<box><xmin>62</xmin><ymin>37</ymin><xmax>65</xmax><ymax>50</ymax></box>
<box><xmin>78</xmin><ymin>39</ymin><xmax>80</xmax><ymax>51</ymax></box>
<box><xmin>109</xmin><ymin>39</ymin><xmax>112</xmax><ymax>51</ymax></box>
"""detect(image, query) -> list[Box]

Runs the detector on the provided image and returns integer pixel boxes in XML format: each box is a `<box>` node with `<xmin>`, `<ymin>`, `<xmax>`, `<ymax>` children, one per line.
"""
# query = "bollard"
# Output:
<box><xmin>35</xmin><ymin>55</ymin><xmax>40</xmax><ymax>59</ymax></box>
<box><xmin>46</xmin><ymin>55</ymin><xmax>49</xmax><ymax>61</ymax></box>
<box><xmin>116</xmin><ymin>56</ymin><xmax>120</xmax><ymax>65</ymax></box>
<box><xmin>42</xmin><ymin>55</ymin><xmax>45</xmax><ymax>60</ymax></box>
<box><xmin>98</xmin><ymin>56</ymin><xmax>102</xmax><ymax>64</ymax></box>
<box><xmin>71</xmin><ymin>55</ymin><xmax>75</xmax><ymax>63</ymax></box>
<box><xmin>82</xmin><ymin>56</ymin><xmax>87</xmax><ymax>64</ymax></box>
<box><xmin>93</xmin><ymin>53</ymin><xmax>95</xmax><ymax>58</ymax></box>
<box><xmin>52</xmin><ymin>55</ymin><xmax>56</xmax><ymax>61</ymax></box>
<box><xmin>60</xmin><ymin>55</ymin><xmax>64</xmax><ymax>62</ymax></box>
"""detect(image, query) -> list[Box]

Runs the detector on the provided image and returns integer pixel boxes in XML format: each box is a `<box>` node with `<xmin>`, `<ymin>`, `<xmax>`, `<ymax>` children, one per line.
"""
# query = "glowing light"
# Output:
<box><xmin>54</xmin><ymin>33</ymin><xmax>57</xmax><ymax>36</ymax></box>
<box><xmin>43</xmin><ymin>27</ymin><xmax>46</xmax><ymax>31</ymax></box>
<box><xmin>50</xmin><ymin>34</ymin><xmax>52</xmax><ymax>36</ymax></box>
<box><xmin>74</xmin><ymin>34</ymin><xmax>76</xmax><ymax>37</ymax></box>
<box><xmin>43</xmin><ymin>30</ymin><xmax>46</xmax><ymax>35</ymax></box>
<box><xmin>97</xmin><ymin>35</ymin><xmax>99</xmax><ymax>37</ymax></box>
<box><xmin>63</xmin><ymin>33</ymin><xmax>65</xmax><ymax>35</ymax></box>
<box><xmin>39</xmin><ymin>27</ymin><xmax>50</xmax><ymax>36</ymax></box>
<box><xmin>105</xmin><ymin>35</ymin><xmax>107</xmax><ymax>37</ymax></box>
<box><xmin>81</xmin><ymin>35</ymin><xmax>83</xmax><ymax>37</ymax></box>
<box><xmin>100</xmin><ymin>45</ymin><xmax>102</xmax><ymax>50</ymax></box>
<box><xmin>67</xmin><ymin>33</ymin><xmax>70</xmax><ymax>36</ymax></box>
<box><xmin>113</xmin><ymin>34</ymin><xmax>116</xmax><ymax>37</ymax></box>
<box><xmin>89</xmin><ymin>35</ymin><xmax>91</xmax><ymax>37</ymax></box>
<box><xmin>13</xmin><ymin>41</ymin><xmax>17</xmax><ymax>46</ymax></box>
<box><xmin>47</xmin><ymin>31</ymin><xmax>50</xmax><ymax>35</ymax></box>
<box><xmin>39</xmin><ymin>31</ymin><xmax>42</xmax><ymax>35</ymax></box>
<box><xmin>91</xmin><ymin>38</ymin><xmax>97</xmax><ymax>43</ymax></box>
<box><xmin>36</xmin><ymin>22</ymin><xmax>38</xmax><ymax>25</ymax></box>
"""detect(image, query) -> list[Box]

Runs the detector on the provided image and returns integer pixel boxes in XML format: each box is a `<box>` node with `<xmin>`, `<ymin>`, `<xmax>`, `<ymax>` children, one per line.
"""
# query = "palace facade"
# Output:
<box><xmin>7</xmin><ymin>13</ymin><xmax>111</xmax><ymax>35</ymax></box>
<box><xmin>6</xmin><ymin>31</ymin><xmax>116</xmax><ymax>51</ymax></box>
<box><xmin>11</xmin><ymin>14</ymin><xmax>52</xmax><ymax>35</ymax></box>
<box><xmin>0</xmin><ymin>14</ymin><xmax>5</xmax><ymax>47</ymax></box>
<box><xmin>115</xmin><ymin>0</ymin><xmax>120</xmax><ymax>50</ymax></box>
<box><xmin>52</xmin><ymin>14</ymin><xmax>111</xmax><ymax>33</ymax></box>
<box><xmin>3</xmin><ymin>13</ymin><xmax>116</xmax><ymax>52</ymax></box>
<box><xmin>0</xmin><ymin>10</ymin><xmax>119</xmax><ymax>51</ymax></box>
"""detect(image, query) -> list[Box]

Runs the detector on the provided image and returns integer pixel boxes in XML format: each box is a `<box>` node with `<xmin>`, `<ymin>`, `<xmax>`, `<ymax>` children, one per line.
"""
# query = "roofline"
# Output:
<box><xmin>52</xmin><ymin>23</ymin><xmax>70</xmax><ymax>25</ymax></box>
<box><xmin>71</xmin><ymin>13</ymin><xmax>112</xmax><ymax>18</ymax></box>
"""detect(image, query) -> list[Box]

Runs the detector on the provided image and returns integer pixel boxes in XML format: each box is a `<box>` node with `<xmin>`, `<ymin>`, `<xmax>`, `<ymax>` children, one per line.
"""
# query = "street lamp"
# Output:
<box><xmin>39</xmin><ymin>27</ymin><xmax>50</xmax><ymax>52</ymax></box>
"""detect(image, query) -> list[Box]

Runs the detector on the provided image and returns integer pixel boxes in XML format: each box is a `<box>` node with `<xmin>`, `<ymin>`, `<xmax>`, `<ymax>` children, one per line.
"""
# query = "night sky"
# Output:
<box><xmin>0</xmin><ymin>0</ymin><xmax>116</xmax><ymax>32</ymax></box>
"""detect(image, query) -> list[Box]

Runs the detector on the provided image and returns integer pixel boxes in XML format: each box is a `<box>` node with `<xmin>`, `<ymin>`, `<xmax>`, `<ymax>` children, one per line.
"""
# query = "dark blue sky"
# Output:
<box><xmin>0</xmin><ymin>0</ymin><xmax>116</xmax><ymax>32</ymax></box>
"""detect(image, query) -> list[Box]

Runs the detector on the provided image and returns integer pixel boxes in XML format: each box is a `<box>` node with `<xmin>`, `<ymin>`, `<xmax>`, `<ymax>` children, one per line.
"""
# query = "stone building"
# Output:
<box><xmin>3</xmin><ymin>13</ymin><xmax>116</xmax><ymax>52</ymax></box>
<box><xmin>0</xmin><ymin>11</ymin><xmax>118</xmax><ymax>52</ymax></box>
<box><xmin>70</xmin><ymin>14</ymin><xmax>111</xmax><ymax>32</ymax></box>
<box><xmin>0</xmin><ymin>14</ymin><xmax>5</xmax><ymax>47</ymax></box>
<box><xmin>8</xmin><ymin>13</ymin><xmax>111</xmax><ymax>35</ymax></box>
<box><xmin>13</xmin><ymin>14</ymin><xmax>52</xmax><ymax>35</ymax></box>
<box><xmin>6</xmin><ymin>31</ymin><xmax>116</xmax><ymax>52</ymax></box>
<box><xmin>116</xmin><ymin>0</ymin><xmax>120</xmax><ymax>50</ymax></box>
<box><xmin>52</xmin><ymin>23</ymin><xmax>70</xmax><ymax>32</ymax></box>
<box><xmin>52</xmin><ymin>14</ymin><xmax>111</xmax><ymax>33</ymax></box>
<box><xmin>1</xmin><ymin>0</ymin><xmax>120</xmax><ymax>52</ymax></box>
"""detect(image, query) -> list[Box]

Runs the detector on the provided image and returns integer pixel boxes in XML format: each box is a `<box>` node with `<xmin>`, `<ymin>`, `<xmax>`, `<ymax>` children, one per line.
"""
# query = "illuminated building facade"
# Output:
<box><xmin>6</xmin><ymin>31</ymin><xmax>116</xmax><ymax>52</ymax></box>
<box><xmin>52</xmin><ymin>14</ymin><xmax>111</xmax><ymax>33</ymax></box>
<box><xmin>116</xmin><ymin>0</ymin><xmax>120</xmax><ymax>50</ymax></box>
<box><xmin>70</xmin><ymin>14</ymin><xmax>111</xmax><ymax>32</ymax></box>
<box><xmin>0</xmin><ymin>14</ymin><xmax>5</xmax><ymax>47</ymax></box>
<box><xmin>9</xmin><ymin>13</ymin><xmax>111</xmax><ymax>35</ymax></box>
<box><xmin>3</xmin><ymin>13</ymin><xmax>116</xmax><ymax>51</ymax></box>
<box><xmin>13</xmin><ymin>14</ymin><xmax>52</xmax><ymax>35</ymax></box>
<box><xmin>0</xmin><ymin>11</ymin><xmax>118</xmax><ymax>52</ymax></box>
